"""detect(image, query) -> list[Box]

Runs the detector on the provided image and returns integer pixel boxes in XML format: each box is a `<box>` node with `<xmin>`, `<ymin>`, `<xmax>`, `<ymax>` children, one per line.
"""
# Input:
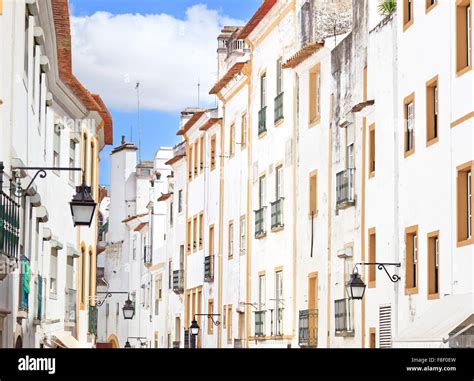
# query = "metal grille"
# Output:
<box><xmin>299</xmin><ymin>309</ymin><xmax>318</xmax><ymax>347</ymax></box>
<box><xmin>274</xmin><ymin>92</ymin><xmax>284</xmax><ymax>123</ymax></box>
<box><xmin>258</xmin><ymin>106</ymin><xmax>267</xmax><ymax>135</ymax></box>
<box><xmin>270</xmin><ymin>199</ymin><xmax>283</xmax><ymax>229</ymax></box>
<box><xmin>255</xmin><ymin>311</ymin><xmax>265</xmax><ymax>336</ymax></box>
<box><xmin>379</xmin><ymin>305</ymin><xmax>392</xmax><ymax>348</ymax></box>
<box><xmin>0</xmin><ymin>191</ymin><xmax>20</xmax><ymax>260</ymax></box>
<box><xmin>336</xmin><ymin>169</ymin><xmax>356</xmax><ymax>206</ymax></box>
<box><xmin>204</xmin><ymin>255</ymin><xmax>214</xmax><ymax>282</ymax></box>
<box><xmin>255</xmin><ymin>207</ymin><xmax>266</xmax><ymax>237</ymax></box>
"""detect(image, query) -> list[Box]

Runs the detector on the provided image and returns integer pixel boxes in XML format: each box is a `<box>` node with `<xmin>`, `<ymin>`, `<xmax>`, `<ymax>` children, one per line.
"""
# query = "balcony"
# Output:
<box><xmin>258</xmin><ymin>106</ymin><xmax>267</xmax><ymax>136</ymax></box>
<box><xmin>88</xmin><ymin>305</ymin><xmax>97</xmax><ymax>336</ymax></box>
<box><xmin>144</xmin><ymin>245</ymin><xmax>152</xmax><ymax>267</ymax></box>
<box><xmin>204</xmin><ymin>255</ymin><xmax>214</xmax><ymax>282</ymax></box>
<box><xmin>298</xmin><ymin>309</ymin><xmax>318</xmax><ymax>347</ymax></box>
<box><xmin>335</xmin><ymin>298</ymin><xmax>354</xmax><ymax>337</ymax></box>
<box><xmin>336</xmin><ymin>169</ymin><xmax>356</xmax><ymax>209</ymax></box>
<box><xmin>254</xmin><ymin>207</ymin><xmax>266</xmax><ymax>238</ymax></box>
<box><xmin>0</xmin><ymin>191</ymin><xmax>20</xmax><ymax>280</ymax></box>
<box><xmin>226</xmin><ymin>38</ymin><xmax>248</xmax><ymax>58</ymax></box>
<box><xmin>65</xmin><ymin>289</ymin><xmax>77</xmax><ymax>323</ymax></box>
<box><xmin>173</xmin><ymin>270</ymin><xmax>184</xmax><ymax>294</ymax></box>
<box><xmin>270</xmin><ymin>198</ymin><xmax>284</xmax><ymax>230</ymax></box>
<box><xmin>255</xmin><ymin>311</ymin><xmax>265</xmax><ymax>337</ymax></box>
<box><xmin>274</xmin><ymin>92</ymin><xmax>284</xmax><ymax>123</ymax></box>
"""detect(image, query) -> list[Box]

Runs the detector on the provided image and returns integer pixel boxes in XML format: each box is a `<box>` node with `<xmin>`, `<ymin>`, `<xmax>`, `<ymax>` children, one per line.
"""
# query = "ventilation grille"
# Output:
<box><xmin>379</xmin><ymin>305</ymin><xmax>392</xmax><ymax>348</ymax></box>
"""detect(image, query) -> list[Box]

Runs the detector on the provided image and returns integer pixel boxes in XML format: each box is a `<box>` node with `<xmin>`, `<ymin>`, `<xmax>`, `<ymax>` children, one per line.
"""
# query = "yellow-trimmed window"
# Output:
<box><xmin>208</xmin><ymin>299</ymin><xmax>214</xmax><ymax>334</ymax></box>
<box><xmin>368</xmin><ymin>228</ymin><xmax>376</xmax><ymax>288</ymax></box>
<box><xmin>228</xmin><ymin>221</ymin><xmax>234</xmax><ymax>258</ymax></box>
<box><xmin>405</xmin><ymin>226</ymin><xmax>418</xmax><ymax>294</ymax></box>
<box><xmin>188</xmin><ymin>144</ymin><xmax>193</xmax><ymax>180</ymax></box>
<box><xmin>427</xmin><ymin>231</ymin><xmax>440</xmax><ymax>299</ymax></box>
<box><xmin>404</xmin><ymin>93</ymin><xmax>415</xmax><ymax>156</ymax></box>
<box><xmin>241</xmin><ymin>113</ymin><xmax>247</xmax><ymax>149</ymax></box>
<box><xmin>457</xmin><ymin>161</ymin><xmax>473</xmax><ymax>245</ymax></box>
<box><xmin>187</xmin><ymin>220</ymin><xmax>192</xmax><ymax>254</ymax></box>
<box><xmin>309</xmin><ymin>171</ymin><xmax>317</xmax><ymax>217</ymax></box>
<box><xmin>199</xmin><ymin>212</ymin><xmax>204</xmax><ymax>250</ymax></box>
<box><xmin>229</xmin><ymin>123</ymin><xmax>235</xmax><ymax>158</ymax></box>
<box><xmin>426</xmin><ymin>76</ymin><xmax>439</xmax><ymax>145</ymax></box>
<box><xmin>456</xmin><ymin>0</ymin><xmax>472</xmax><ymax>74</ymax></box>
<box><xmin>193</xmin><ymin>216</ymin><xmax>198</xmax><ymax>252</ymax></box>
<box><xmin>403</xmin><ymin>0</ymin><xmax>414</xmax><ymax>30</ymax></box>
<box><xmin>194</xmin><ymin>141</ymin><xmax>199</xmax><ymax>176</ymax></box>
<box><xmin>369</xmin><ymin>123</ymin><xmax>375</xmax><ymax>176</ymax></box>
<box><xmin>210</xmin><ymin>134</ymin><xmax>216</xmax><ymax>171</ymax></box>
<box><xmin>309</xmin><ymin>63</ymin><xmax>321</xmax><ymax>125</ymax></box>
<box><xmin>227</xmin><ymin>305</ymin><xmax>232</xmax><ymax>343</ymax></box>
<box><xmin>199</xmin><ymin>136</ymin><xmax>204</xmax><ymax>173</ymax></box>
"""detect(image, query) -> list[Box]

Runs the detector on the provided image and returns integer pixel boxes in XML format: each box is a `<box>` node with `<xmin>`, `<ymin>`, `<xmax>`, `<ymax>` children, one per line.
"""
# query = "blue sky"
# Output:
<box><xmin>70</xmin><ymin>0</ymin><xmax>261</xmax><ymax>187</ymax></box>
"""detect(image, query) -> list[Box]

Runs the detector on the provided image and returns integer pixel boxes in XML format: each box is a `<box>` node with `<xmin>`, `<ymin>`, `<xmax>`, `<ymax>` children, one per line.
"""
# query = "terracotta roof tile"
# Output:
<box><xmin>282</xmin><ymin>42</ymin><xmax>325</xmax><ymax>69</ymax></box>
<box><xmin>165</xmin><ymin>154</ymin><xmax>186</xmax><ymax>166</ymax></box>
<box><xmin>51</xmin><ymin>0</ymin><xmax>113</xmax><ymax>145</ymax></box>
<box><xmin>176</xmin><ymin>111</ymin><xmax>206</xmax><ymax>136</ymax></box>
<box><xmin>200</xmin><ymin>118</ymin><xmax>222</xmax><ymax>131</ymax></box>
<box><xmin>209</xmin><ymin>62</ymin><xmax>247</xmax><ymax>95</ymax></box>
<box><xmin>238</xmin><ymin>0</ymin><xmax>277</xmax><ymax>40</ymax></box>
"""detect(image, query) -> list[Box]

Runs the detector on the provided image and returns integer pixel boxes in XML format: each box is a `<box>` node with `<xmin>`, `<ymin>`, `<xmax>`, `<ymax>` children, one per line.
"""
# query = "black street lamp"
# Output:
<box><xmin>346</xmin><ymin>271</ymin><xmax>366</xmax><ymax>300</ymax></box>
<box><xmin>96</xmin><ymin>292</ymin><xmax>135</xmax><ymax>320</ymax></box>
<box><xmin>69</xmin><ymin>182</ymin><xmax>97</xmax><ymax>227</ymax></box>
<box><xmin>346</xmin><ymin>263</ymin><xmax>401</xmax><ymax>300</ymax></box>
<box><xmin>122</xmin><ymin>298</ymin><xmax>135</xmax><ymax>320</ymax></box>
<box><xmin>10</xmin><ymin>165</ymin><xmax>96</xmax><ymax>228</ymax></box>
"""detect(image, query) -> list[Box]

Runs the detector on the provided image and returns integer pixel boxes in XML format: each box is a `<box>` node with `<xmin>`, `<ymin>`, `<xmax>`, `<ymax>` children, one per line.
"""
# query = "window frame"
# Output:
<box><xmin>427</xmin><ymin>231</ymin><xmax>440</xmax><ymax>299</ymax></box>
<box><xmin>405</xmin><ymin>225</ymin><xmax>419</xmax><ymax>295</ymax></box>
<box><xmin>426</xmin><ymin>76</ymin><xmax>439</xmax><ymax>146</ymax></box>
<box><xmin>404</xmin><ymin>93</ymin><xmax>416</xmax><ymax>157</ymax></box>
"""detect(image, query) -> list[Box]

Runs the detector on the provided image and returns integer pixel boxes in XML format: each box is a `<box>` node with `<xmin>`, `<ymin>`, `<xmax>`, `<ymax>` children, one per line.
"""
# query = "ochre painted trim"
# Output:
<box><xmin>427</xmin><ymin>230</ymin><xmax>440</xmax><ymax>300</ymax></box>
<box><xmin>451</xmin><ymin>111</ymin><xmax>474</xmax><ymax>128</ymax></box>
<box><xmin>361</xmin><ymin>117</ymin><xmax>367</xmax><ymax>348</ymax></box>
<box><xmin>405</xmin><ymin>225</ymin><xmax>419</xmax><ymax>295</ymax></box>
<box><xmin>425</xmin><ymin>0</ymin><xmax>439</xmax><ymax>13</ymax></box>
<box><xmin>368</xmin><ymin>227</ymin><xmax>376</xmax><ymax>289</ymax></box>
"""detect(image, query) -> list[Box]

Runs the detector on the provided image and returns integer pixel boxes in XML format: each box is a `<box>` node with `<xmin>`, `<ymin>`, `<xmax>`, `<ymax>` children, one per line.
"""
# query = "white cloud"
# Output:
<box><xmin>71</xmin><ymin>5</ymin><xmax>243</xmax><ymax>112</ymax></box>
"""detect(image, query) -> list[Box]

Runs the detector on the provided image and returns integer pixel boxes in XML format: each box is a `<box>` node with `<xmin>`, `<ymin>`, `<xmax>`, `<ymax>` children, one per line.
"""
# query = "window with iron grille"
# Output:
<box><xmin>335</xmin><ymin>298</ymin><xmax>353</xmax><ymax>334</ymax></box>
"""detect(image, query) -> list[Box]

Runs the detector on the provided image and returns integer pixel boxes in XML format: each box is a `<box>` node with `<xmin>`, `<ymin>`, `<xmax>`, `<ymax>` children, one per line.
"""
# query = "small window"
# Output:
<box><xmin>309</xmin><ymin>64</ymin><xmax>321</xmax><ymax>125</ymax></box>
<box><xmin>275</xmin><ymin>165</ymin><xmax>283</xmax><ymax>200</ymax></box>
<box><xmin>199</xmin><ymin>136</ymin><xmax>204</xmax><ymax>173</ymax></box>
<box><xmin>369</xmin><ymin>124</ymin><xmax>375</xmax><ymax>176</ymax></box>
<box><xmin>368</xmin><ymin>228</ymin><xmax>376</xmax><ymax>288</ymax></box>
<box><xmin>456</xmin><ymin>1</ymin><xmax>472</xmax><ymax>74</ymax></box>
<box><xmin>240</xmin><ymin>216</ymin><xmax>246</xmax><ymax>255</ymax></box>
<box><xmin>228</xmin><ymin>221</ymin><xmax>234</xmax><ymax>258</ymax></box>
<box><xmin>241</xmin><ymin>113</ymin><xmax>247</xmax><ymax>149</ymax></box>
<box><xmin>193</xmin><ymin>216</ymin><xmax>198</xmax><ymax>252</ymax></box>
<box><xmin>50</xmin><ymin>248</ymin><xmax>58</xmax><ymax>295</ymax></box>
<box><xmin>53</xmin><ymin>125</ymin><xmax>61</xmax><ymax>168</ymax></box>
<box><xmin>194</xmin><ymin>141</ymin><xmax>199</xmax><ymax>177</ymax></box>
<box><xmin>427</xmin><ymin>232</ymin><xmax>440</xmax><ymax>299</ymax></box>
<box><xmin>187</xmin><ymin>220</ymin><xmax>192</xmax><ymax>254</ymax></box>
<box><xmin>258</xmin><ymin>274</ymin><xmax>266</xmax><ymax>311</ymax></box>
<box><xmin>69</xmin><ymin>140</ymin><xmax>76</xmax><ymax>182</ymax></box>
<box><xmin>404</xmin><ymin>93</ymin><xmax>415</xmax><ymax>156</ymax></box>
<box><xmin>259</xmin><ymin>175</ymin><xmax>266</xmax><ymax>209</ymax></box>
<box><xmin>170</xmin><ymin>202</ymin><xmax>174</xmax><ymax>226</ymax></box>
<box><xmin>227</xmin><ymin>305</ymin><xmax>233</xmax><ymax>343</ymax></box>
<box><xmin>178</xmin><ymin>190</ymin><xmax>183</xmax><ymax>213</ymax></box>
<box><xmin>199</xmin><ymin>213</ymin><xmax>204</xmax><ymax>250</ymax></box>
<box><xmin>229</xmin><ymin>124</ymin><xmax>235</xmax><ymax>158</ymax></box>
<box><xmin>276</xmin><ymin>58</ymin><xmax>283</xmax><ymax>95</ymax></box>
<box><xmin>188</xmin><ymin>144</ymin><xmax>193</xmax><ymax>180</ymax></box>
<box><xmin>426</xmin><ymin>76</ymin><xmax>439</xmax><ymax>145</ymax></box>
<box><xmin>90</xmin><ymin>142</ymin><xmax>95</xmax><ymax>192</ymax></box>
<box><xmin>405</xmin><ymin>226</ymin><xmax>418</xmax><ymax>293</ymax></box>
<box><xmin>457</xmin><ymin>162</ymin><xmax>473</xmax><ymax>244</ymax></box>
<box><xmin>210</xmin><ymin>135</ymin><xmax>217</xmax><ymax>171</ymax></box>
<box><xmin>426</xmin><ymin>0</ymin><xmax>437</xmax><ymax>12</ymax></box>
<box><xmin>260</xmin><ymin>73</ymin><xmax>267</xmax><ymax>109</ymax></box>
<box><xmin>82</xmin><ymin>133</ymin><xmax>88</xmax><ymax>183</ymax></box>
<box><xmin>209</xmin><ymin>225</ymin><xmax>214</xmax><ymax>256</ymax></box>
<box><xmin>208</xmin><ymin>299</ymin><xmax>214</xmax><ymax>334</ymax></box>
<box><xmin>309</xmin><ymin>172</ymin><xmax>317</xmax><ymax>216</ymax></box>
<box><xmin>403</xmin><ymin>0</ymin><xmax>414</xmax><ymax>29</ymax></box>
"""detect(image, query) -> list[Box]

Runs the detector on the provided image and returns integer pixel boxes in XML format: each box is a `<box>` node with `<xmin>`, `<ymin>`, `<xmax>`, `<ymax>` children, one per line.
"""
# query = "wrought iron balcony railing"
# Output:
<box><xmin>254</xmin><ymin>207</ymin><xmax>266</xmax><ymax>238</ymax></box>
<box><xmin>258</xmin><ymin>106</ymin><xmax>267</xmax><ymax>136</ymax></box>
<box><xmin>65</xmin><ymin>288</ymin><xmax>77</xmax><ymax>323</ymax></box>
<box><xmin>274</xmin><ymin>92</ymin><xmax>284</xmax><ymax>123</ymax></box>
<box><xmin>173</xmin><ymin>269</ymin><xmax>184</xmax><ymax>294</ymax></box>
<box><xmin>255</xmin><ymin>310</ymin><xmax>265</xmax><ymax>337</ymax></box>
<box><xmin>204</xmin><ymin>255</ymin><xmax>214</xmax><ymax>282</ymax></box>
<box><xmin>0</xmin><ymin>191</ymin><xmax>20</xmax><ymax>260</ymax></box>
<box><xmin>270</xmin><ymin>198</ymin><xmax>284</xmax><ymax>230</ymax></box>
<box><xmin>336</xmin><ymin>168</ymin><xmax>356</xmax><ymax>208</ymax></box>
<box><xmin>298</xmin><ymin>309</ymin><xmax>318</xmax><ymax>347</ymax></box>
